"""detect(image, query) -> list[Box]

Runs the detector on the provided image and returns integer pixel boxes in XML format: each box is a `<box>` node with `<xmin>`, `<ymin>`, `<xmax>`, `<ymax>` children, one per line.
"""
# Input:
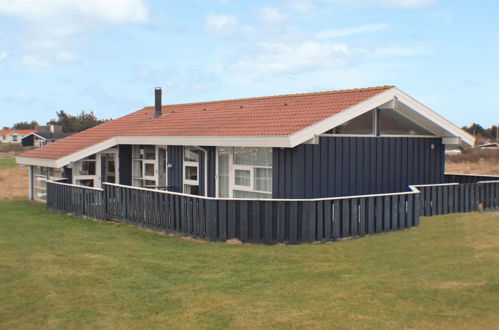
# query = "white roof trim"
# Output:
<box><xmin>21</xmin><ymin>132</ymin><xmax>47</xmax><ymax>141</ymax></box>
<box><xmin>16</xmin><ymin>156</ymin><xmax>57</xmax><ymax>167</ymax></box>
<box><xmin>15</xmin><ymin>87</ymin><xmax>475</xmax><ymax>168</ymax></box>
<box><xmin>288</xmin><ymin>87</ymin><xmax>474</xmax><ymax>147</ymax></box>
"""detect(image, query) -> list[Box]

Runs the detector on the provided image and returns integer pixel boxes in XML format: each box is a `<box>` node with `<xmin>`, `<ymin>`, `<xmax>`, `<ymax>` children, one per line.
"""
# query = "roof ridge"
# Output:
<box><xmin>142</xmin><ymin>85</ymin><xmax>394</xmax><ymax>109</ymax></box>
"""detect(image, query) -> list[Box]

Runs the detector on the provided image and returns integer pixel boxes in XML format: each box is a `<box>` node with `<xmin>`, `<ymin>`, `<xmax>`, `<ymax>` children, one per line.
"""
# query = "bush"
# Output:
<box><xmin>446</xmin><ymin>148</ymin><xmax>499</xmax><ymax>163</ymax></box>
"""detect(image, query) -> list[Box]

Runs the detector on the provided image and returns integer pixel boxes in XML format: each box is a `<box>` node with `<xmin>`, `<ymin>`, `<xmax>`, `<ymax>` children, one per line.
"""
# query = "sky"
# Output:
<box><xmin>0</xmin><ymin>0</ymin><xmax>498</xmax><ymax>128</ymax></box>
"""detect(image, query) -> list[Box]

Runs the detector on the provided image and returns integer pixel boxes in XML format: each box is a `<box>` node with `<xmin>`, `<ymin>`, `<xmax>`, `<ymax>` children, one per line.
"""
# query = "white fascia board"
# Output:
<box><xmin>21</xmin><ymin>132</ymin><xmax>46</xmax><ymax>141</ymax></box>
<box><xmin>116</xmin><ymin>136</ymin><xmax>292</xmax><ymax>148</ymax></box>
<box><xmin>55</xmin><ymin>138</ymin><xmax>119</xmax><ymax>167</ymax></box>
<box><xmin>392</xmin><ymin>88</ymin><xmax>475</xmax><ymax>147</ymax></box>
<box><xmin>288</xmin><ymin>87</ymin><xmax>475</xmax><ymax>148</ymax></box>
<box><xmin>16</xmin><ymin>156</ymin><xmax>58</xmax><ymax>167</ymax></box>
<box><xmin>288</xmin><ymin>88</ymin><xmax>396</xmax><ymax>147</ymax></box>
<box><xmin>442</xmin><ymin>137</ymin><xmax>462</xmax><ymax>145</ymax></box>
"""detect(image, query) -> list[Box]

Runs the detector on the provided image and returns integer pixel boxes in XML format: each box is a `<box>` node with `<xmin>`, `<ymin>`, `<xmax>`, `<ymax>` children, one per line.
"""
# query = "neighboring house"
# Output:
<box><xmin>479</xmin><ymin>142</ymin><xmax>499</xmax><ymax>150</ymax></box>
<box><xmin>21</xmin><ymin>125</ymin><xmax>73</xmax><ymax>147</ymax></box>
<box><xmin>0</xmin><ymin>129</ymin><xmax>36</xmax><ymax>144</ymax></box>
<box><xmin>16</xmin><ymin>86</ymin><xmax>474</xmax><ymax>202</ymax></box>
<box><xmin>445</xmin><ymin>146</ymin><xmax>463</xmax><ymax>155</ymax></box>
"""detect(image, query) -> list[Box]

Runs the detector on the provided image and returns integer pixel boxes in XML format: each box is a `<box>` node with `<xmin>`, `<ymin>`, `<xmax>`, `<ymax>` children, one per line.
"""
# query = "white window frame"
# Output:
<box><xmin>131</xmin><ymin>145</ymin><xmax>166</xmax><ymax>189</ymax></box>
<box><xmin>216</xmin><ymin>147</ymin><xmax>273</xmax><ymax>198</ymax></box>
<box><xmin>323</xmin><ymin>108</ymin><xmax>435</xmax><ymax>138</ymax></box>
<box><xmin>100</xmin><ymin>149</ymin><xmax>119</xmax><ymax>184</ymax></box>
<box><xmin>73</xmin><ymin>155</ymin><xmax>100</xmax><ymax>188</ymax></box>
<box><xmin>183</xmin><ymin>160</ymin><xmax>199</xmax><ymax>186</ymax></box>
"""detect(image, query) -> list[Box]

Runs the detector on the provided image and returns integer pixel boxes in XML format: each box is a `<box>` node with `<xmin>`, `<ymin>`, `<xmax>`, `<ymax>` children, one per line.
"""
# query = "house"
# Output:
<box><xmin>16</xmin><ymin>86</ymin><xmax>474</xmax><ymax>202</ymax></box>
<box><xmin>478</xmin><ymin>142</ymin><xmax>499</xmax><ymax>150</ymax></box>
<box><xmin>0</xmin><ymin>129</ymin><xmax>36</xmax><ymax>144</ymax></box>
<box><xmin>21</xmin><ymin>125</ymin><xmax>73</xmax><ymax>148</ymax></box>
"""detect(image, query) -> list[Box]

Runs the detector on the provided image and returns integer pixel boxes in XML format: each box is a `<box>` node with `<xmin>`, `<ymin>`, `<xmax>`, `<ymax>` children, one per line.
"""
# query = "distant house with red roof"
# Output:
<box><xmin>0</xmin><ymin>129</ymin><xmax>36</xmax><ymax>144</ymax></box>
<box><xmin>16</xmin><ymin>86</ymin><xmax>474</xmax><ymax>202</ymax></box>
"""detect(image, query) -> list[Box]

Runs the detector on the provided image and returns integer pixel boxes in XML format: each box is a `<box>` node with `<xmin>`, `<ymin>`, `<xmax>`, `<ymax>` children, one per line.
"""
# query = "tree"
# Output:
<box><xmin>12</xmin><ymin>120</ymin><xmax>39</xmax><ymax>130</ymax></box>
<box><xmin>462</xmin><ymin>123</ymin><xmax>486</xmax><ymax>137</ymax></box>
<box><xmin>48</xmin><ymin>110</ymin><xmax>109</xmax><ymax>133</ymax></box>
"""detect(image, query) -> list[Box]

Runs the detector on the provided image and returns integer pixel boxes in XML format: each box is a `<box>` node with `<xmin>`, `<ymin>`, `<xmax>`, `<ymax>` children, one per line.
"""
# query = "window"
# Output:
<box><xmin>379</xmin><ymin>109</ymin><xmax>433</xmax><ymax>136</ymax></box>
<box><xmin>101</xmin><ymin>152</ymin><xmax>118</xmax><ymax>184</ymax></box>
<box><xmin>326</xmin><ymin>108</ymin><xmax>434</xmax><ymax>137</ymax></box>
<box><xmin>132</xmin><ymin>145</ymin><xmax>158</xmax><ymax>188</ymax></box>
<box><xmin>12</xmin><ymin>134</ymin><xmax>18</xmax><ymax>142</ymax></box>
<box><xmin>328</xmin><ymin>110</ymin><xmax>375</xmax><ymax>135</ymax></box>
<box><xmin>33</xmin><ymin>166</ymin><xmax>65</xmax><ymax>202</ymax></box>
<box><xmin>183</xmin><ymin>147</ymin><xmax>200</xmax><ymax>195</ymax></box>
<box><xmin>235</xmin><ymin>169</ymin><xmax>251</xmax><ymax>187</ymax></box>
<box><xmin>73</xmin><ymin>154</ymin><xmax>100</xmax><ymax>188</ymax></box>
<box><xmin>218</xmin><ymin>147</ymin><xmax>272</xmax><ymax>199</ymax></box>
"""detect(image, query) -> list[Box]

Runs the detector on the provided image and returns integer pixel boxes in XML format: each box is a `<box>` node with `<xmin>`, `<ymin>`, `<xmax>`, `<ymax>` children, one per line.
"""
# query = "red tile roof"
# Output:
<box><xmin>19</xmin><ymin>86</ymin><xmax>392</xmax><ymax>161</ymax></box>
<box><xmin>0</xmin><ymin>129</ymin><xmax>37</xmax><ymax>135</ymax></box>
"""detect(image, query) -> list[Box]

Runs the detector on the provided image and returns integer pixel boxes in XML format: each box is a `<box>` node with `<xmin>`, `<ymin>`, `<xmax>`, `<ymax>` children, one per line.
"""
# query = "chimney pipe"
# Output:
<box><xmin>154</xmin><ymin>87</ymin><xmax>162</xmax><ymax>118</ymax></box>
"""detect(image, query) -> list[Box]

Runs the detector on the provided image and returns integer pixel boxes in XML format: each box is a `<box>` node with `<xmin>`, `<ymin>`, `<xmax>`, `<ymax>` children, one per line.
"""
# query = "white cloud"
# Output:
<box><xmin>321</xmin><ymin>0</ymin><xmax>437</xmax><ymax>8</ymax></box>
<box><xmin>289</xmin><ymin>0</ymin><xmax>316</xmax><ymax>13</ymax></box>
<box><xmin>231</xmin><ymin>41</ymin><xmax>351</xmax><ymax>74</ymax></box>
<box><xmin>258</xmin><ymin>6</ymin><xmax>289</xmax><ymax>24</ymax></box>
<box><xmin>0</xmin><ymin>51</ymin><xmax>8</xmax><ymax>61</ymax></box>
<box><xmin>0</xmin><ymin>0</ymin><xmax>149</xmax><ymax>67</ymax></box>
<box><xmin>205</xmin><ymin>14</ymin><xmax>238</xmax><ymax>35</ymax></box>
<box><xmin>205</xmin><ymin>13</ymin><xmax>254</xmax><ymax>37</ymax></box>
<box><xmin>0</xmin><ymin>0</ymin><xmax>149</xmax><ymax>25</ymax></box>
<box><xmin>316</xmin><ymin>23</ymin><xmax>390</xmax><ymax>39</ymax></box>
<box><xmin>373</xmin><ymin>46</ymin><xmax>431</xmax><ymax>56</ymax></box>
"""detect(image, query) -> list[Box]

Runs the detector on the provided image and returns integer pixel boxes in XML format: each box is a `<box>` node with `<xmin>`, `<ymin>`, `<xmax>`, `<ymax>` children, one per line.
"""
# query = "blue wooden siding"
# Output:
<box><xmin>118</xmin><ymin>145</ymin><xmax>132</xmax><ymax>186</ymax></box>
<box><xmin>272</xmin><ymin>136</ymin><xmax>445</xmax><ymax>199</ymax></box>
<box><xmin>167</xmin><ymin>146</ymin><xmax>183</xmax><ymax>193</ymax></box>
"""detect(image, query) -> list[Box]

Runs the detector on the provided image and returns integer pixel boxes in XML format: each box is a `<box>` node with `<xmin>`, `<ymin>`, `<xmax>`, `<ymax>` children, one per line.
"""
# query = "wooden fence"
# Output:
<box><xmin>46</xmin><ymin>181</ymin><xmax>105</xmax><ymax>220</ymax></box>
<box><xmin>45</xmin><ymin>173</ymin><xmax>499</xmax><ymax>244</ymax></box>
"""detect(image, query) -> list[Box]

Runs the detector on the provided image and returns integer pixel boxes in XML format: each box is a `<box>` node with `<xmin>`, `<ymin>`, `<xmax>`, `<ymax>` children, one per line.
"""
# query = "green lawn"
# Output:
<box><xmin>0</xmin><ymin>158</ymin><xmax>16</xmax><ymax>169</ymax></box>
<box><xmin>0</xmin><ymin>199</ymin><xmax>498</xmax><ymax>329</ymax></box>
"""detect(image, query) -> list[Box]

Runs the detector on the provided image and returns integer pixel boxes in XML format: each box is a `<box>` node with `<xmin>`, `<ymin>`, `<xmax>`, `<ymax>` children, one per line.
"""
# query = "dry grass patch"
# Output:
<box><xmin>0</xmin><ymin>164</ymin><xmax>29</xmax><ymax>199</ymax></box>
<box><xmin>446</xmin><ymin>159</ymin><xmax>499</xmax><ymax>176</ymax></box>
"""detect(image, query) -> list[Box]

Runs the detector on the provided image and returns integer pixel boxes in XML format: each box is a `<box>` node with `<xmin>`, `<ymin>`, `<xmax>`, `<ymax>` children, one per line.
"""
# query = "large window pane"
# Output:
<box><xmin>234</xmin><ymin>147</ymin><xmax>272</xmax><ymax>166</ymax></box>
<box><xmin>235</xmin><ymin>169</ymin><xmax>251</xmax><ymax>186</ymax></box>
<box><xmin>184</xmin><ymin>147</ymin><xmax>200</xmax><ymax>162</ymax></box>
<box><xmin>328</xmin><ymin>110</ymin><xmax>374</xmax><ymax>134</ymax></box>
<box><xmin>143</xmin><ymin>146</ymin><xmax>156</xmax><ymax>160</ymax></box>
<box><xmin>380</xmin><ymin>109</ymin><xmax>433</xmax><ymax>135</ymax></box>
<box><xmin>80</xmin><ymin>160</ymin><xmax>96</xmax><ymax>175</ymax></box>
<box><xmin>145</xmin><ymin>163</ymin><xmax>155</xmax><ymax>177</ymax></box>
<box><xmin>185</xmin><ymin>166</ymin><xmax>198</xmax><ymax>181</ymax></box>
<box><xmin>254</xmin><ymin>168</ymin><xmax>272</xmax><ymax>192</ymax></box>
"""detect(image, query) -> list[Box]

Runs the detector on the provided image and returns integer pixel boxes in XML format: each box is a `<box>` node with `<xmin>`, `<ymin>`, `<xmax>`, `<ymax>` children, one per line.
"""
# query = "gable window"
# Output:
<box><xmin>379</xmin><ymin>109</ymin><xmax>433</xmax><ymax>136</ymax></box>
<box><xmin>326</xmin><ymin>108</ymin><xmax>434</xmax><ymax>137</ymax></box>
<box><xmin>218</xmin><ymin>147</ymin><xmax>272</xmax><ymax>199</ymax></box>
<box><xmin>328</xmin><ymin>110</ymin><xmax>375</xmax><ymax>135</ymax></box>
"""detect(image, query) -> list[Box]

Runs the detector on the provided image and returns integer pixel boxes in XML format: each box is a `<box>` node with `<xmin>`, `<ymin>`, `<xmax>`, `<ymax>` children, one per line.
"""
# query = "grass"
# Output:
<box><xmin>0</xmin><ymin>200</ymin><xmax>498</xmax><ymax>329</ymax></box>
<box><xmin>0</xmin><ymin>158</ymin><xmax>16</xmax><ymax>169</ymax></box>
<box><xmin>0</xmin><ymin>161</ymin><xmax>28</xmax><ymax>199</ymax></box>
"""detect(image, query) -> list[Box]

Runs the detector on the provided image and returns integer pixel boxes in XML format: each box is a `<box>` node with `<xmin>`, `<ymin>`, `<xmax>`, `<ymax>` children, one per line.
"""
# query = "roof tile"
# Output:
<box><xmin>19</xmin><ymin>86</ymin><xmax>392</xmax><ymax>160</ymax></box>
